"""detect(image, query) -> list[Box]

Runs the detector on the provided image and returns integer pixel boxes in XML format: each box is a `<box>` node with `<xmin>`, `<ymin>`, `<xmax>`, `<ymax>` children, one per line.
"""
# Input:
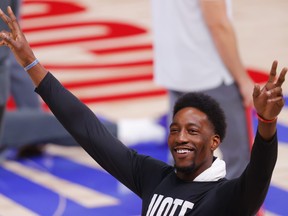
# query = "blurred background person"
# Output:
<box><xmin>151</xmin><ymin>0</ymin><xmax>254</xmax><ymax>179</ymax></box>
<box><xmin>0</xmin><ymin>0</ymin><xmax>78</xmax><ymax>157</ymax></box>
<box><xmin>8</xmin><ymin>0</ymin><xmax>41</xmax><ymax>111</ymax></box>
<box><xmin>0</xmin><ymin>0</ymin><xmax>19</xmax><ymax>160</ymax></box>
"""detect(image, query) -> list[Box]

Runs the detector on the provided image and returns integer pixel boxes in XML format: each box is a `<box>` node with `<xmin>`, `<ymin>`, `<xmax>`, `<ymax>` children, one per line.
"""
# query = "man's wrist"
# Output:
<box><xmin>256</xmin><ymin>113</ymin><xmax>277</xmax><ymax>123</ymax></box>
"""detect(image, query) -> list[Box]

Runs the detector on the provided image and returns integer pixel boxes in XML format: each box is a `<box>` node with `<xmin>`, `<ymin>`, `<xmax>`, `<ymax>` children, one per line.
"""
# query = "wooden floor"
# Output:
<box><xmin>1</xmin><ymin>0</ymin><xmax>287</xmax><ymax>215</ymax></box>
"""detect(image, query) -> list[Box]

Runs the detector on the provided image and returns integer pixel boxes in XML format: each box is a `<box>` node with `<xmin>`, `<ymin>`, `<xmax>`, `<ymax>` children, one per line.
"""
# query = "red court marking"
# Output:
<box><xmin>90</xmin><ymin>44</ymin><xmax>153</xmax><ymax>55</ymax></box>
<box><xmin>6</xmin><ymin>97</ymin><xmax>16</xmax><ymax>111</ymax></box>
<box><xmin>63</xmin><ymin>74</ymin><xmax>153</xmax><ymax>88</ymax></box>
<box><xmin>245</xmin><ymin>107</ymin><xmax>254</xmax><ymax>149</ymax></box>
<box><xmin>247</xmin><ymin>69</ymin><xmax>269</xmax><ymax>83</ymax></box>
<box><xmin>22</xmin><ymin>1</ymin><xmax>85</xmax><ymax>19</ymax></box>
<box><xmin>40</xmin><ymin>89</ymin><xmax>167</xmax><ymax>111</ymax></box>
<box><xmin>78</xmin><ymin>89</ymin><xmax>167</xmax><ymax>103</ymax></box>
<box><xmin>44</xmin><ymin>60</ymin><xmax>153</xmax><ymax>70</ymax></box>
<box><xmin>23</xmin><ymin>22</ymin><xmax>147</xmax><ymax>48</ymax></box>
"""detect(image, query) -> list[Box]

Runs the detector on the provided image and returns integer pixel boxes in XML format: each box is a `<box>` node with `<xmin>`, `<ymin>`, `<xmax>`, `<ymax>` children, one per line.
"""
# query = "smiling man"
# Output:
<box><xmin>169</xmin><ymin>93</ymin><xmax>225</xmax><ymax>181</ymax></box>
<box><xmin>0</xmin><ymin>6</ymin><xmax>287</xmax><ymax>215</ymax></box>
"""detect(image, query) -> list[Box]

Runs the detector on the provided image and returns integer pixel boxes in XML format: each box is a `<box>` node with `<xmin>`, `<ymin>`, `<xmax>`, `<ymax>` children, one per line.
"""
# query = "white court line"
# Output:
<box><xmin>45</xmin><ymin>145</ymin><xmax>105</xmax><ymax>171</ymax></box>
<box><xmin>278</xmin><ymin>107</ymin><xmax>288</xmax><ymax>126</ymax></box>
<box><xmin>2</xmin><ymin>161</ymin><xmax>119</xmax><ymax>208</ymax></box>
<box><xmin>0</xmin><ymin>194</ymin><xmax>38</xmax><ymax>216</ymax></box>
<box><xmin>263</xmin><ymin>211</ymin><xmax>280</xmax><ymax>216</ymax></box>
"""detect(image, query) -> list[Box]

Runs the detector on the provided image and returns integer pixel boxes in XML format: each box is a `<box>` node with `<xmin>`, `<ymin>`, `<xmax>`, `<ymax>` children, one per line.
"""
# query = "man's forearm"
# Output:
<box><xmin>207</xmin><ymin>20</ymin><xmax>249</xmax><ymax>85</ymax></box>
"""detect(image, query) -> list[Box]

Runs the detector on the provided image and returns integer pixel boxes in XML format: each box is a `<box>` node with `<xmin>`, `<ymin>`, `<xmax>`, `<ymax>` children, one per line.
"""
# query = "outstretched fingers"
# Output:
<box><xmin>7</xmin><ymin>6</ymin><xmax>21</xmax><ymax>36</ymax></box>
<box><xmin>0</xmin><ymin>7</ymin><xmax>21</xmax><ymax>41</ymax></box>
<box><xmin>0</xmin><ymin>7</ymin><xmax>14</xmax><ymax>31</ymax></box>
<box><xmin>275</xmin><ymin>67</ymin><xmax>287</xmax><ymax>87</ymax></box>
<box><xmin>0</xmin><ymin>8</ymin><xmax>10</xmax><ymax>25</ymax></box>
<box><xmin>268</xmin><ymin>60</ymin><xmax>278</xmax><ymax>84</ymax></box>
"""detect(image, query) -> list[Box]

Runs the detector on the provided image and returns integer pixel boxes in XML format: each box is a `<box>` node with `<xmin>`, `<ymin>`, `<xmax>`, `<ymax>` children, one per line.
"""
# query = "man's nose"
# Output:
<box><xmin>176</xmin><ymin>130</ymin><xmax>189</xmax><ymax>143</ymax></box>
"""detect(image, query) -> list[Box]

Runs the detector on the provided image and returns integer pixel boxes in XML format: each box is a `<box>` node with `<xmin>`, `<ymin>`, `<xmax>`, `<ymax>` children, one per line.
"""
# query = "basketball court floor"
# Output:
<box><xmin>0</xmin><ymin>0</ymin><xmax>287</xmax><ymax>215</ymax></box>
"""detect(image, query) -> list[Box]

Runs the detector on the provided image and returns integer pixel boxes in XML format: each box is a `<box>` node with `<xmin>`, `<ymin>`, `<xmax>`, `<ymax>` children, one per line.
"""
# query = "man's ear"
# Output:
<box><xmin>210</xmin><ymin>134</ymin><xmax>221</xmax><ymax>151</ymax></box>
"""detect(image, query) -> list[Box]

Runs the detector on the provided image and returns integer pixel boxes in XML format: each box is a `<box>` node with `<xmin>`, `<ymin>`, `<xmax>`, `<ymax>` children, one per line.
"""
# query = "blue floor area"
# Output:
<box><xmin>265</xmin><ymin>185</ymin><xmax>288</xmax><ymax>216</ymax></box>
<box><xmin>0</xmin><ymin>144</ymin><xmax>168</xmax><ymax>216</ymax></box>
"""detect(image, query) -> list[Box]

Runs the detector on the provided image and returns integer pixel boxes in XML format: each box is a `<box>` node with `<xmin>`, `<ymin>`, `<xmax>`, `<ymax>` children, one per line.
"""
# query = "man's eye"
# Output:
<box><xmin>188</xmin><ymin>129</ymin><xmax>197</xmax><ymax>134</ymax></box>
<box><xmin>170</xmin><ymin>128</ymin><xmax>179</xmax><ymax>133</ymax></box>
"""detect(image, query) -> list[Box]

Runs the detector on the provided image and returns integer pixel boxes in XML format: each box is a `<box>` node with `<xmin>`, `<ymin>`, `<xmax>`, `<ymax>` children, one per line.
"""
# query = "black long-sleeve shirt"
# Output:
<box><xmin>36</xmin><ymin>72</ymin><xmax>278</xmax><ymax>216</ymax></box>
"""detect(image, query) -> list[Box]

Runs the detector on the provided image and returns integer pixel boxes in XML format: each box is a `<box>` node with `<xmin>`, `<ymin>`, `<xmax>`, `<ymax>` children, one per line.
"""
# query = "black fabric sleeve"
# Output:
<box><xmin>237</xmin><ymin>130</ymin><xmax>278</xmax><ymax>214</ymax></box>
<box><xmin>35</xmin><ymin>72</ymin><xmax>159</xmax><ymax>196</ymax></box>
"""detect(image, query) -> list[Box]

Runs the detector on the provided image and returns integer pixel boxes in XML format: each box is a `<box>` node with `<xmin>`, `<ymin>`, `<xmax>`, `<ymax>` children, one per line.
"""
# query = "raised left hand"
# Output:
<box><xmin>253</xmin><ymin>60</ymin><xmax>287</xmax><ymax>121</ymax></box>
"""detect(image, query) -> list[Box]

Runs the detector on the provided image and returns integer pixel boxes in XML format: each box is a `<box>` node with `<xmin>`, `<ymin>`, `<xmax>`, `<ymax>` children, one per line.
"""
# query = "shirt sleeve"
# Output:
<box><xmin>237</xmin><ymin>130</ymin><xmax>278</xmax><ymax>214</ymax></box>
<box><xmin>35</xmin><ymin>72</ymin><xmax>157</xmax><ymax>196</ymax></box>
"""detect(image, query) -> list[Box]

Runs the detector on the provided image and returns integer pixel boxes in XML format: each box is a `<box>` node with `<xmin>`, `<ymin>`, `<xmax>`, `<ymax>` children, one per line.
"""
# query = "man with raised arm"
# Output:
<box><xmin>0</xmin><ymin>7</ymin><xmax>286</xmax><ymax>215</ymax></box>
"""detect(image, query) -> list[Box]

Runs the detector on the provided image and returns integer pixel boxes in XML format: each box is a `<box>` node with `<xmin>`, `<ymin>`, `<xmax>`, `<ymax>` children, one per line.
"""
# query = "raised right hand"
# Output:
<box><xmin>0</xmin><ymin>6</ymin><xmax>36</xmax><ymax>68</ymax></box>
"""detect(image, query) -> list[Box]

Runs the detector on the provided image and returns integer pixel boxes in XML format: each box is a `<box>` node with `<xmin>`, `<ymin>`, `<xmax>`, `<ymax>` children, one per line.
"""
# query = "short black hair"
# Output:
<box><xmin>173</xmin><ymin>92</ymin><xmax>226</xmax><ymax>142</ymax></box>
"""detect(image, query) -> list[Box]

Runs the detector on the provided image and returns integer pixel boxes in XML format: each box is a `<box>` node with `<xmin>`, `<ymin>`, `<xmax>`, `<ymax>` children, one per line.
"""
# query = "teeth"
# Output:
<box><xmin>176</xmin><ymin>149</ymin><xmax>191</xmax><ymax>154</ymax></box>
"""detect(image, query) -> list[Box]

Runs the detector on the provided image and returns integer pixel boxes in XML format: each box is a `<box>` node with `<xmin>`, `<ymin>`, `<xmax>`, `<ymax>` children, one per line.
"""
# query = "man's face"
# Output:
<box><xmin>168</xmin><ymin>107</ymin><xmax>218</xmax><ymax>176</ymax></box>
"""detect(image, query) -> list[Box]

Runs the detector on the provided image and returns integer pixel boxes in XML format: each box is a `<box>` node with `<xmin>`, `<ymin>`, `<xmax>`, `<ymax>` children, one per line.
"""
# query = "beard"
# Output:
<box><xmin>174</xmin><ymin>163</ymin><xmax>195</xmax><ymax>174</ymax></box>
